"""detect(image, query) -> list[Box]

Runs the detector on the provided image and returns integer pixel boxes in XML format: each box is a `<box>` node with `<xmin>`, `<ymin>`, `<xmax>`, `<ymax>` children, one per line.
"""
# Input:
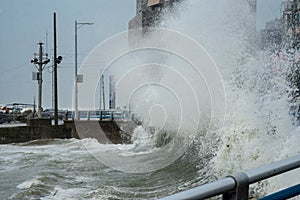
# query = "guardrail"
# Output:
<box><xmin>66</xmin><ymin>110</ymin><xmax>141</xmax><ymax>123</ymax></box>
<box><xmin>160</xmin><ymin>154</ymin><xmax>300</xmax><ymax>200</ymax></box>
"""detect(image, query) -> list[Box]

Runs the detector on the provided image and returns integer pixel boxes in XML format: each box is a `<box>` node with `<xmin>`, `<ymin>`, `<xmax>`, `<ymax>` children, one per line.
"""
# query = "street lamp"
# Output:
<box><xmin>75</xmin><ymin>20</ymin><xmax>93</xmax><ymax>120</ymax></box>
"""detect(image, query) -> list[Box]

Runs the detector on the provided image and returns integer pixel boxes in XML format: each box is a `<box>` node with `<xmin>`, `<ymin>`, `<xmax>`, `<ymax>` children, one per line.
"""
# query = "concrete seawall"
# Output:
<box><xmin>0</xmin><ymin>119</ymin><xmax>137</xmax><ymax>144</ymax></box>
<box><xmin>0</xmin><ymin>125</ymin><xmax>70</xmax><ymax>144</ymax></box>
<box><xmin>67</xmin><ymin>120</ymin><xmax>136</xmax><ymax>144</ymax></box>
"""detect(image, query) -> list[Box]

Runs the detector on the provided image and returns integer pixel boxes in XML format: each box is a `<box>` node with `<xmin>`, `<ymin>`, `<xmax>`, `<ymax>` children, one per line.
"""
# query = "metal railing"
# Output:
<box><xmin>66</xmin><ymin>110</ymin><xmax>141</xmax><ymax>123</ymax></box>
<box><xmin>160</xmin><ymin>154</ymin><xmax>300</xmax><ymax>200</ymax></box>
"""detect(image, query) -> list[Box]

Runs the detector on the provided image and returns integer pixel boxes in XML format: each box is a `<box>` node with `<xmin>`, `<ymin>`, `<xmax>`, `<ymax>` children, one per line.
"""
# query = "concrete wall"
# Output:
<box><xmin>71</xmin><ymin>120</ymin><xmax>136</xmax><ymax>144</ymax></box>
<box><xmin>0</xmin><ymin>125</ymin><xmax>70</xmax><ymax>144</ymax></box>
<box><xmin>0</xmin><ymin>120</ymin><xmax>137</xmax><ymax>145</ymax></box>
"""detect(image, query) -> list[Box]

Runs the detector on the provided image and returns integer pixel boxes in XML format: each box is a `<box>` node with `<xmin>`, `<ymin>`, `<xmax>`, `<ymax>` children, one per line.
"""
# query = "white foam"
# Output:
<box><xmin>17</xmin><ymin>177</ymin><xmax>42</xmax><ymax>189</ymax></box>
<box><xmin>41</xmin><ymin>186</ymin><xmax>88</xmax><ymax>200</ymax></box>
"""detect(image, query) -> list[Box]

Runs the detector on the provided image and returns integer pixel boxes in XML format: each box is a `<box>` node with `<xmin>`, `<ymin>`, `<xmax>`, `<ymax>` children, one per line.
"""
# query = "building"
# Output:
<box><xmin>282</xmin><ymin>0</ymin><xmax>300</xmax><ymax>47</ymax></box>
<box><xmin>259</xmin><ymin>0</ymin><xmax>300</xmax><ymax>49</ymax></box>
<box><xmin>128</xmin><ymin>0</ymin><xmax>256</xmax><ymax>44</ymax></box>
<box><xmin>128</xmin><ymin>0</ymin><xmax>182</xmax><ymax>45</ymax></box>
<box><xmin>281</xmin><ymin>1</ymin><xmax>300</xmax><ymax>99</ymax></box>
<box><xmin>247</xmin><ymin>0</ymin><xmax>257</xmax><ymax>13</ymax></box>
<box><xmin>260</xmin><ymin>18</ymin><xmax>284</xmax><ymax>50</ymax></box>
<box><xmin>129</xmin><ymin>0</ymin><xmax>180</xmax><ymax>30</ymax></box>
<box><xmin>129</xmin><ymin>0</ymin><xmax>256</xmax><ymax>30</ymax></box>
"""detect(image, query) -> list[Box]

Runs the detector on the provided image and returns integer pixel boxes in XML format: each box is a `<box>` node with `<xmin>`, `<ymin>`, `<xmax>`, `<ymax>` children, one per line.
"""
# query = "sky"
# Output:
<box><xmin>0</xmin><ymin>0</ymin><xmax>283</xmax><ymax>109</ymax></box>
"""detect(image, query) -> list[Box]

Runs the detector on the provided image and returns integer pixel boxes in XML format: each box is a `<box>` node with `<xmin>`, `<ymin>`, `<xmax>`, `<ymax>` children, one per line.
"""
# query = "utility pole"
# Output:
<box><xmin>31</xmin><ymin>42</ymin><xmax>50</xmax><ymax>118</ymax></box>
<box><xmin>53</xmin><ymin>12</ymin><xmax>63</xmax><ymax>126</ymax></box>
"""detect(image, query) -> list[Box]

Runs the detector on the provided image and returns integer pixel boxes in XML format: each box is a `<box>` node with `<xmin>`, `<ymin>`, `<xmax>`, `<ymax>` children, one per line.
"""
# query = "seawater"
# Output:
<box><xmin>2</xmin><ymin>0</ymin><xmax>300</xmax><ymax>199</ymax></box>
<box><xmin>0</xmin><ymin>138</ymin><xmax>204</xmax><ymax>199</ymax></box>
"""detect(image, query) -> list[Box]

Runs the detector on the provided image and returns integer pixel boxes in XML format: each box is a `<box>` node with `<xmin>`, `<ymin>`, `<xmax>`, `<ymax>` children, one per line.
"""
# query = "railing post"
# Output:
<box><xmin>223</xmin><ymin>172</ymin><xmax>249</xmax><ymax>200</ymax></box>
<box><xmin>100</xmin><ymin>110</ymin><xmax>102</xmax><ymax>121</ymax></box>
<box><xmin>87</xmin><ymin>111</ymin><xmax>90</xmax><ymax>120</ymax></box>
<box><xmin>64</xmin><ymin>111</ymin><xmax>67</xmax><ymax>121</ymax></box>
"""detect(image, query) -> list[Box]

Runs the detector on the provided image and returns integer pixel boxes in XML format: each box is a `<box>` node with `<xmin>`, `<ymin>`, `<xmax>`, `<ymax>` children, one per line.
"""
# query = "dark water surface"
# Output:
<box><xmin>0</xmin><ymin>139</ymin><xmax>207</xmax><ymax>200</ymax></box>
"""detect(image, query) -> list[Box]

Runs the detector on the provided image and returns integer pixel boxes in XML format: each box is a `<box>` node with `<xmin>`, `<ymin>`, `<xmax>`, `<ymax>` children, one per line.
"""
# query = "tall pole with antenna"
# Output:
<box><xmin>31</xmin><ymin>42</ymin><xmax>50</xmax><ymax>118</ymax></box>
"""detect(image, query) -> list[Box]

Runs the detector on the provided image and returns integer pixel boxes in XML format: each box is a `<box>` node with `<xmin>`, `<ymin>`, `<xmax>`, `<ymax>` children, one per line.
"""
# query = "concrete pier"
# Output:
<box><xmin>0</xmin><ymin>119</ymin><xmax>68</xmax><ymax>144</ymax></box>
<box><xmin>0</xmin><ymin>124</ymin><xmax>68</xmax><ymax>144</ymax></box>
<box><xmin>0</xmin><ymin>119</ymin><xmax>136</xmax><ymax>144</ymax></box>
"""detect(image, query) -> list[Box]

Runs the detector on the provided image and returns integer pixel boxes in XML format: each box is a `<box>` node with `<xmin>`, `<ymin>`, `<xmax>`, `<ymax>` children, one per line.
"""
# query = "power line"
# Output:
<box><xmin>0</xmin><ymin>63</ymin><xmax>30</xmax><ymax>73</ymax></box>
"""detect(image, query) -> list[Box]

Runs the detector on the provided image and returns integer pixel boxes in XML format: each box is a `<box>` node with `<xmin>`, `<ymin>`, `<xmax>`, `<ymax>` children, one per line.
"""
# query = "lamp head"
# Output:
<box><xmin>56</xmin><ymin>56</ymin><xmax>63</xmax><ymax>64</ymax></box>
<box><xmin>31</xmin><ymin>58</ymin><xmax>38</xmax><ymax>63</ymax></box>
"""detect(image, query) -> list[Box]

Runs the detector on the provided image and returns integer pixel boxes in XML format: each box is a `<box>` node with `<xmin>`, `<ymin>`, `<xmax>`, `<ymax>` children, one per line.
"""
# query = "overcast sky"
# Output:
<box><xmin>0</xmin><ymin>0</ymin><xmax>283</xmax><ymax>109</ymax></box>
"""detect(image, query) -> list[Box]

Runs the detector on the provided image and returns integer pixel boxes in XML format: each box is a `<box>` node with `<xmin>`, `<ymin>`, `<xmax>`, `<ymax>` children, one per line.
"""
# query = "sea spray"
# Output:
<box><xmin>160</xmin><ymin>0</ymin><xmax>300</xmax><ymax>197</ymax></box>
<box><xmin>75</xmin><ymin>0</ymin><xmax>300</xmax><ymax>196</ymax></box>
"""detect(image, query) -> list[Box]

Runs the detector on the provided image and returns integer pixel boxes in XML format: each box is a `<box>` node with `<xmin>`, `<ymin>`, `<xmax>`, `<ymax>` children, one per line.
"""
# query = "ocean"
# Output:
<box><xmin>0</xmin><ymin>137</ymin><xmax>209</xmax><ymax>200</ymax></box>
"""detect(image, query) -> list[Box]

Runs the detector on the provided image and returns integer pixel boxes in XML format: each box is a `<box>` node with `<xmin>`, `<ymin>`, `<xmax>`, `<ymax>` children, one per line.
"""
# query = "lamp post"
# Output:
<box><xmin>75</xmin><ymin>20</ymin><xmax>93</xmax><ymax>120</ymax></box>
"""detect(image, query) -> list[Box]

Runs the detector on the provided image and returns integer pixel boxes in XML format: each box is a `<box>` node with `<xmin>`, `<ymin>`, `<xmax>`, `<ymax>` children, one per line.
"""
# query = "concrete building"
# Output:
<box><xmin>258</xmin><ymin>0</ymin><xmax>300</xmax><ymax>49</ymax></box>
<box><xmin>260</xmin><ymin>18</ymin><xmax>284</xmax><ymax>50</ymax></box>
<box><xmin>129</xmin><ymin>0</ymin><xmax>180</xmax><ymax>30</ymax></box>
<box><xmin>128</xmin><ymin>0</ymin><xmax>181</xmax><ymax>45</ymax></box>
<box><xmin>282</xmin><ymin>0</ymin><xmax>300</xmax><ymax>99</ymax></box>
<box><xmin>129</xmin><ymin>0</ymin><xmax>256</xmax><ymax>29</ymax></box>
<box><xmin>282</xmin><ymin>0</ymin><xmax>300</xmax><ymax>46</ymax></box>
<box><xmin>129</xmin><ymin>0</ymin><xmax>256</xmax><ymax>44</ymax></box>
<box><xmin>247</xmin><ymin>0</ymin><xmax>257</xmax><ymax>13</ymax></box>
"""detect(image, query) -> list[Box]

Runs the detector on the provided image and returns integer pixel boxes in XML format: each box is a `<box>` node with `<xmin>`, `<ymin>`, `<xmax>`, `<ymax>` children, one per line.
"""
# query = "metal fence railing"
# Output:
<box><xmin>160</xmin><ymin>154</ymin><xmax>300</xmax><ymax>200</ymax></box>
<box><xmin>66</xmin><ymin>110</ymin><xmax>141</xmax><ymax>123</ymax></box>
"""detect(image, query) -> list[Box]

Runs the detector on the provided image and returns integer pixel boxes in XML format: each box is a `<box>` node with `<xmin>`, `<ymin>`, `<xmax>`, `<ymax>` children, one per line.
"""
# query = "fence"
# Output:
<box><xmin>160</xmin><ymin>154</ymin><xmax>300</xmax><ymax>200</ymax></box>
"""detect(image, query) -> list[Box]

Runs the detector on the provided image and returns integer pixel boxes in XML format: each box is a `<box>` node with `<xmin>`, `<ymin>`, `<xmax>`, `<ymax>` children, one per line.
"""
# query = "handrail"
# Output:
<box><xmin>260</xmin><ymin>183</ymin><xmax>300</xmax><ymax>200</ymax></box>
<box><xmin>161</xmin><ymin>177</ymin><xmax>236</xmax><ymax>200</ymax></box>
<box><xmin>160</xmin><ymin>154</ymin><xmax>300</xmax><ymax>200</ymax></box>
<box><xmin>247</xmin><ymin>154</ymin><xmax>300</xmax><ymax>183</ymax></box>
<box><xmin>66</xmin><ymin>110</ymin><xmax>136</xmax><ymax>121</ymax></box>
